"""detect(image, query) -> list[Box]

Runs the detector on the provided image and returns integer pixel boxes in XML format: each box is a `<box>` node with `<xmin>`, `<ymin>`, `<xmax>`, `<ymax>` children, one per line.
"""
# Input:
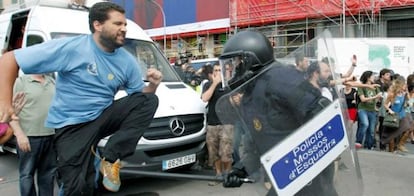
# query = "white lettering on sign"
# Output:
<box><xmin>289</xmin><ymin>130</ymin><xmax>336</xmax><ymax>180</ymax></box>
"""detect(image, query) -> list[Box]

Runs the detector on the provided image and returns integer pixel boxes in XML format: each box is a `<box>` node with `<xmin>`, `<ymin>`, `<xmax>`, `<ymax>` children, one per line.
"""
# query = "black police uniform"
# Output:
<box><xmin>231</xmin><ymin>61</ymin><xmax>337</xmax><ymax>196</ymax></box>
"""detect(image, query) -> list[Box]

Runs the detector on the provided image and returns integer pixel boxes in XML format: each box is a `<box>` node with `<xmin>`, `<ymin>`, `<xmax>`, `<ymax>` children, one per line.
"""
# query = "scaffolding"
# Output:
<box><xmin>229</xmin><ymin>0</ymin><xmax>414</xmax><ymax>57</ymax></box>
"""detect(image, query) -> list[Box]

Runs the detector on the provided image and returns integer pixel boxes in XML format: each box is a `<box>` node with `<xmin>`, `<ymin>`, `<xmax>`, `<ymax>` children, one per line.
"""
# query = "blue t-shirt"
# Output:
<box><xmin>391</xmin><ymin>94</ymin><xmax>406</xmax><ymax>119</ymax></box>
<box><xmin>14</xmin><ymin>35</ymin><xmax>145</xmax><ymax>128</ymax></box>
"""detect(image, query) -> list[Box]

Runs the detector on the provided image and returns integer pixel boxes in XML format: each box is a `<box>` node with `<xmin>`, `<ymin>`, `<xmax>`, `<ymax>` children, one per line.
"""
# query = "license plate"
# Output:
<box><xmin>162</xmin><ymin>154</ymin><xmax>196</xmax><ymax>170</ymax></box>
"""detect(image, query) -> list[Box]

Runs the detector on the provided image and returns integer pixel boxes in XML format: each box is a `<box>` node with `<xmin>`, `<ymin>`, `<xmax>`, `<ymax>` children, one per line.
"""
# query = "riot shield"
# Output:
<box><xmin>215</xmin><ymin>30</ymin><xmax>363</xmax><ymax>196</ymax></box>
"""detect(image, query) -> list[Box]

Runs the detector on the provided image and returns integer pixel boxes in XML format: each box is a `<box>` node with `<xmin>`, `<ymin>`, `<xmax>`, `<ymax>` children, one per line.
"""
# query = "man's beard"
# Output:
<box><xmin>318</xmin><ymin>78</ymin><xmax>330</xmax><ymax>88</ymax></box>
<box><xmin>100</xmin><ymin>32</ymin><xmax>124</xmax><ymax>50</ymax></box>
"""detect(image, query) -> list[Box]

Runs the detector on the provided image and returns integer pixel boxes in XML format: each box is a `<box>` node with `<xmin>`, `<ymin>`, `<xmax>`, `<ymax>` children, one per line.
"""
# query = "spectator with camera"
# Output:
<box><xmin>183</xmin><ymin>65</ymin><xmax>202</xmax><ymax>90</ymax></box>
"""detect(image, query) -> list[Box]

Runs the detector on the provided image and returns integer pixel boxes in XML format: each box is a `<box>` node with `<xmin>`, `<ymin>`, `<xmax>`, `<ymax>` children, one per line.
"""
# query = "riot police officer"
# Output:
<box><xmin>216</xmin><ymin>30</ymin><xmax>338</xmax><ymax>195</ymax></box>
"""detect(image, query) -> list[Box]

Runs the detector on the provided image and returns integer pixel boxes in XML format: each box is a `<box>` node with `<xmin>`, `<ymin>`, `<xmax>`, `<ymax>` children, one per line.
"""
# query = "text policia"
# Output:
<box><xmin>290</xmin><ymin>130</ymin><xmax>336</xmax><ymax>178</ymax></box>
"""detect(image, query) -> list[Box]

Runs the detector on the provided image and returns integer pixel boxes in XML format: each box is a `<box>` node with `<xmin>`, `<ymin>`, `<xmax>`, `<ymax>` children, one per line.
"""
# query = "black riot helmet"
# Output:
<box><xmin>219</xmin><ymin>30</ymin><xmax>275</xmax><ymax>89</ymax></box>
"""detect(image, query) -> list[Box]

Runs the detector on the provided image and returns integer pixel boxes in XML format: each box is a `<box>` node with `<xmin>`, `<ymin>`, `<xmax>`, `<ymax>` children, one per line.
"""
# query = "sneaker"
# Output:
<box><xmin>91</xmin><ymin>146</ymin><xmax>122</xmax><ymax>192</ymax></box>
<box><xmin>100</xmin><ymin>158</ymin><xmax>121</xmax><ymax>192</ymax></box>
<box><xmin>397</xmin><ymin>145</ymin><xmax>409</xmax><ymax>153</ymax></box>
<box><xmin>355</xmin><ymin>143</ymin><xmax>362</xmax><ymax>149</ymax></box>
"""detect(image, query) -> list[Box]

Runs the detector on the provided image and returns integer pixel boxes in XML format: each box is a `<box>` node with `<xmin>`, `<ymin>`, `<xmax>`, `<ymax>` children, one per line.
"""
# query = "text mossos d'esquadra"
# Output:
<box><xmin>289</xmin><ymin>130</ymin><xmax>336</xmax><ymax>180</ymax></box>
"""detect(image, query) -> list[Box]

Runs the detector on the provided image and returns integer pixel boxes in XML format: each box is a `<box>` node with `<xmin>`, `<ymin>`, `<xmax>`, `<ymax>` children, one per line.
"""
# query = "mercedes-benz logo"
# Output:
<box><xmin>169</xmin><ymin>117</ymin><xmax>185</xmax><ymax>136</ymax></box>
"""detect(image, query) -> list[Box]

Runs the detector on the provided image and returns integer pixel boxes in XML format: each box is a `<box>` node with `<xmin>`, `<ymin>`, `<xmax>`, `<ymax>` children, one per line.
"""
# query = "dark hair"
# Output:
<box><xmin>305</xmin><ymin>61</ymin><xmax>320</xmax><ymax>79</ymax></box>
<box><xmin>407</xmin><ymin>74</ymin><xmax>414</xmax><ymax>86</ymax></box>
<box><xmin>379</xmin><ymin>68</ymin><xmax>392</xmax><ymax>78</ymax></box>
<box><xmin>200</xmin><ymin>64</ymin><xmax>213</xmax><ymax>80</ymax></box>
<box><xmin>89</xmin><ymin>2</ymin><xmax>125</xmax><ymax>33</ymax></box>
<box><xmin>321</xmin><ymin>57</ymin><xmax>335</xmax><ymax>66</ymax></box>
<box><xmin>408</xmin><ymin>84</ymin><xmax>414</xmax><ymax>92</ymax></box>
<box><xmin>359</xmin><ymin>70</ymin><xmax>373</xmax><ymax>84</ymax></box>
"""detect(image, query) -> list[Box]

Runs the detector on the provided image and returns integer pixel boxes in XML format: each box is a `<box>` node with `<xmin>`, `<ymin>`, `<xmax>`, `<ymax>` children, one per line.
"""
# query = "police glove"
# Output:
<box><xmin>222</xmin><ymin>171</ymin><xmax>243</xmax><ymax>188</ymax></box>
<box><xmin>231</xmin><ymin>167</ymin><xmax>248</xmax><ymax>178</ymax></box>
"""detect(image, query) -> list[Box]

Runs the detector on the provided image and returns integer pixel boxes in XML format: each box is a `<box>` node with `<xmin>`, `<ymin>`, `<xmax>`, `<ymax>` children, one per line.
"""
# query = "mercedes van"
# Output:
<box><xmin>0</xmin><ymin>0</ymin><xmax>207</xmax><ymax>176</ymax></box>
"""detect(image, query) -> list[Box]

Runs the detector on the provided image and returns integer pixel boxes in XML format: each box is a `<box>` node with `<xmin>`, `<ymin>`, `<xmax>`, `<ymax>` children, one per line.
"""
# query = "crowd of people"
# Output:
<box><xmin>175</xmin><ymin>41</ymin><xmax>414</xmax><ymax>193</ymax></box>
<box><xmin>349</xmin><ymin>69</ymin><xmax>414</xmax><ymax>152</ymax></box>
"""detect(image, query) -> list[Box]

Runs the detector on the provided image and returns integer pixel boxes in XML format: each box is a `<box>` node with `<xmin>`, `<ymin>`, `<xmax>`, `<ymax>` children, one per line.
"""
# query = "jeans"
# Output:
<box><xmin>18</xmin><ymin>135</ymin><xmax>57</xmax><ymax>196</ymax></box>
<box><xmin>356</xmin><ymin>109</ymin><xmax>378</xmax><ymax>148</ymax></box>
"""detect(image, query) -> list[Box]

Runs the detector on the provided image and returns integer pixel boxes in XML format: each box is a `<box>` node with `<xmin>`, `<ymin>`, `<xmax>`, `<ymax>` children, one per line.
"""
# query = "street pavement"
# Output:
<box><xmin>1</xmin><ymin>142</ymin><xmax>413</xmax><ymax>195</ymax></box>
<box><xmin>357</xmin><ymin>143</ymin><xmax>414</xmax><ymax>196</ymax></box>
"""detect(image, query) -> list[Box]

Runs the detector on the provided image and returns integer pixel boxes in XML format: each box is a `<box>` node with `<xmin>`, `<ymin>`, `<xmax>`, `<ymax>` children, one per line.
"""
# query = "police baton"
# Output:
<box><xmin>121</xmin><ymin>169</ymin><xmax>255</xmax><ymax>183</ymax></box>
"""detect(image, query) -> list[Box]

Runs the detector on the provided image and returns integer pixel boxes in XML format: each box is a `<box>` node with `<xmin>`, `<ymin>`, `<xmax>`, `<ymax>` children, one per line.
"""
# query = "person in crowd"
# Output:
<box><xmin>306</xmin><ymin>61</ymin><xmax>334</xmax><ymax>100</ymax></box>
<box><xmin>294</xmin><ymin>53</ymin><xmax>309</xmax><ymax>72</ymax></box>
<box><xmin>196</xmin><ymin>63</ymin><xmax>213</xmax><ymax>94</ymax></box>
<box><xmin>321</xmin><ymin>55</ymin><xmax>378</xmax><ymax>99</ymax></box>
<box><xmin>201</xmin><ymin>64</ymin><xmax>234</xmax><ymax>186</ymax></box>
<box><xmin>0</xmin><ymin>92</ymin><xmax>25</xmax><ymax>183</ymax></box>
<box><xmin>355</xmin><ymin>71</ymin><xmax>382</xmax><ymax>149</ymax></box>
<box><xmin>9</xmin><ymin>23</ymin><xmax>26</xmax><ymax>51</ymax></box>
<box><xmin>375</xmin><ymin>68</ymin><xmax>394</xmax><ymax>149</ymax></box>
<box><xmin>342</xmin><ymin>83</ymin><xmax>358</xmax><ymax>125</ymax></box>
<box><xmin>406</xmin><ymin>74</ymin><xmax>414</xmax><ymax>144</ymax></box>
<box><xmin>197</xmin><ymin>36</ymin><xmax>204</xmax><ymax>53</ymax></box>
<box><xmin>183</xmin><ymin>64</ymin><xmax>201</xmax><ymax>90</ymax></box>
<box><xmin>10</xmin><ymin>74</ymin><xmax>56</xmax><ymax>196</ymax></box>
<box><xmin>382</xmin><ymin>76</ymin><xmax>411</xmax><ymax>152</ymax></box>
<box><xmin>0</xmin><ymin>2</ymin><xmax>162</xmax><ymax>195</ymax></box>
<box><xmin>325</xmin><ymin>55</ymin><xmax>381</xmax><ymax>89</ymax></box>
<box><xmin>339</xmin><ymin>55</ymin><xmax>358</xmax><ymax>79</ymax></box>
<box><xmin>173</xmin><ymin>60</ymin><xmax>185</xmax><ymax>80</ymax></box>
<box><xmin>0</xmin><ymin>92</ymin><xmax>26</xmax><ymax>145</ymax></box>
<box><xmin>323</xmin><ymin>56</ymin><xmax>356</xmax><ymax>88</ymax></box>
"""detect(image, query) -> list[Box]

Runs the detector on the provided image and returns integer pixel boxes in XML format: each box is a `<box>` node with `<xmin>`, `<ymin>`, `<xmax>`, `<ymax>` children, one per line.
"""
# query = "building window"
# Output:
<box><xmin>387</xmin><ymin>18</ymin><xmax>414</xmax><ymax>37</ymax></box>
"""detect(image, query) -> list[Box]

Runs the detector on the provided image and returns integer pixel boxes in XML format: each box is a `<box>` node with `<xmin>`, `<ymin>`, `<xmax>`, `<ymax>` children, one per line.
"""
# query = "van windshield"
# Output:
<box><xmin>51</xmin><ymin>33</ymin><xmax>180</xmax><ymax>82</ymax></box>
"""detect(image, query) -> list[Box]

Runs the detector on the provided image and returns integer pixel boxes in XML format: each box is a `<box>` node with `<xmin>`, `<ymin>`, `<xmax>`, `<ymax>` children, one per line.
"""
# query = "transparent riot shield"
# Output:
<box><xmin>215</xmin><ymin>30</ymin><xmax>363</xmax><ymax>196</ymax></box>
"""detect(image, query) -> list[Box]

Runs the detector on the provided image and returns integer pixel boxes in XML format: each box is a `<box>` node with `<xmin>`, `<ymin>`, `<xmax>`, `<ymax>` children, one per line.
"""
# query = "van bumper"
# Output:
<box><xmin>119</xmin><ymin>133</ymin><xmax>206</xmax><ymax>178</ymax></box>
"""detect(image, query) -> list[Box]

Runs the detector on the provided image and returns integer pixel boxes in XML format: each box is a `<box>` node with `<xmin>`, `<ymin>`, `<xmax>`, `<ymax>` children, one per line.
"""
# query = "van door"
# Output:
<box><xmin>0</xmin><ymin>10</ymin><xmax>30</xmax><ymax>53</ymax></box>
<box><xmin>0</xmin><ymin>12</ymin><xmax>13</xmax><ymax>54</ymax></box>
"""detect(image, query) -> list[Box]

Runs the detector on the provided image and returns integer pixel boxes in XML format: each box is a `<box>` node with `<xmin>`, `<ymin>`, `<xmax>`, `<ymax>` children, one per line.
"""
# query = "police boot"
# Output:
<box><xmin>397</xmin><ymin>132</ymin><xmax>409</xmax><ymax>152</ymax></box>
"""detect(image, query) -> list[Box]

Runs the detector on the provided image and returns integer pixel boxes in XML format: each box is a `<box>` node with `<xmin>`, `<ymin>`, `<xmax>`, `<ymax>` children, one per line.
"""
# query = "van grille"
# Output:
<box><xmin>143</xmin><ymin>114</ymin><xmax>205</xmax><ymax>140</ymax></box>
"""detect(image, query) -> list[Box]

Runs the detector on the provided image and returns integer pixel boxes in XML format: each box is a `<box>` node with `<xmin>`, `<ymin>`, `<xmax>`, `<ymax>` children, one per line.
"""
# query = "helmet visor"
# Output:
<box><xmin>219</xmin><ymin>56</ymin><xmax>242</xmax><ymax>89</ymax></box>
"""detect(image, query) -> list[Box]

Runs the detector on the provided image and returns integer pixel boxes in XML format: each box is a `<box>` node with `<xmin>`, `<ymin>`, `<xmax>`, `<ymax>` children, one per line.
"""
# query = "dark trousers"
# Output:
<box><xmin>54</xmin><ymin>93</ymin><xmax>158</xmax><ymax>196</ymax></box>
<box><xmin>378</xmin><ymin>116</ymin><xmax>385</xmax><ymax>148</ymax></box>
<box><xmin>17</xmin><ymin>136</ymin><xmax>57</xmax><ymax>196</ymax></box>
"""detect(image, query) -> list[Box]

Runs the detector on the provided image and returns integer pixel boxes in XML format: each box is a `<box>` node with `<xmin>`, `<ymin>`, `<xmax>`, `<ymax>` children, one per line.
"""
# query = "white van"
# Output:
<box><xmin>0</xmin><ymin>0</ymin><xmax>207</xmax><ymax>176</ymax></box>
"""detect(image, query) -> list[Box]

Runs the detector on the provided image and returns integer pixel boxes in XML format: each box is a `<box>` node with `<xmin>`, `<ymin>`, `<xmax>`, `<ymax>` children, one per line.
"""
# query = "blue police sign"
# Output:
<box><xmin>271</xmin><ymin>115</ymin><xmax>344</xmax><ymax>189</ymax></box>
<box><xmin>261</xmin><ymin>100</ymin><xmax>349</xmax><ymax>196</ymax></box>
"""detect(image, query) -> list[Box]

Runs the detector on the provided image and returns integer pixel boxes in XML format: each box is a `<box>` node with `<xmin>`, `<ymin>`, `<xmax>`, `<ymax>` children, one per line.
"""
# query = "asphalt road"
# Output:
<box><xmin>1</xmin><ymin>143</ymin><xmax>414</xmax><ymax>196</ymax></box>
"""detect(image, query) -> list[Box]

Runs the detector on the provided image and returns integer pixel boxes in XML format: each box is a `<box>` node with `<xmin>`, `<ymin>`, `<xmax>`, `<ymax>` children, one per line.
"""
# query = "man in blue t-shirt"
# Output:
<box><xmin>0</xmin><ymin>2</ymin><xmax>162</xmax><ymax>195</ymax></box>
